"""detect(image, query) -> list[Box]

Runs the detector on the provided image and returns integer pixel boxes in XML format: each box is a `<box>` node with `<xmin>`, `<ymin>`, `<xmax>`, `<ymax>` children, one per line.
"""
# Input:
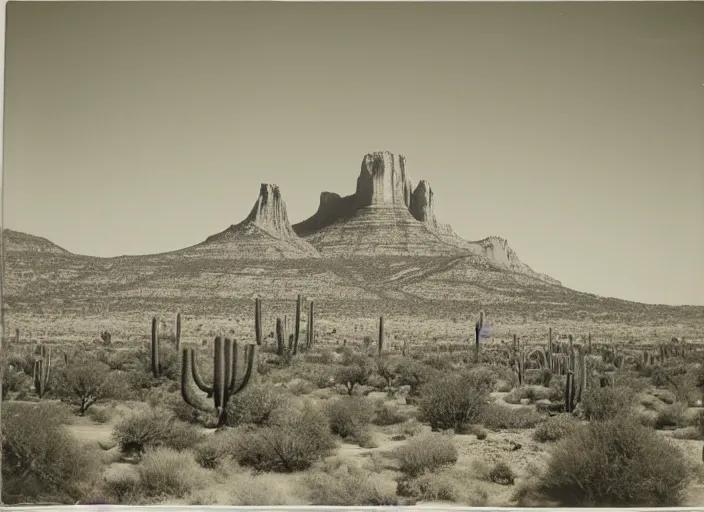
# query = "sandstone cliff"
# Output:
<box><xmin>189</xmin><ymin>184</ymin><xmax>320</xmax><ymax>259</ymax></box>
<box><xmin>293</xmin><ymin>151</ymin><xmax>464</xmax><ymax>256</ymax></box>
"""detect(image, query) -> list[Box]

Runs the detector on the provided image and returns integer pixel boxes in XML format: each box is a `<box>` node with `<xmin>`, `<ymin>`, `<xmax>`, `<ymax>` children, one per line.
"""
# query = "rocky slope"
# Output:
<box><xmin>182</xmin><ymin>184</ymin><xmax>320</xmax><ymax>259</ymax></box>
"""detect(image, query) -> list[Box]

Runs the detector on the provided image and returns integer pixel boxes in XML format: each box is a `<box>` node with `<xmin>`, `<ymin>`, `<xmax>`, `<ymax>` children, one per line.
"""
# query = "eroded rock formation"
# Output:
<box><xmin>355</xmin><ymin>151</ymin><xmax>414</xmax><ymax>208</ymax></box>
<box><xmin>192</xmin><ymin>183</ymin><xmax>320</xmax><ymax>259</ymax></box>
<box><xmin>409</xmin><ymin>180</ymin><xmax>438</xmax><ymax>230</ymax></box>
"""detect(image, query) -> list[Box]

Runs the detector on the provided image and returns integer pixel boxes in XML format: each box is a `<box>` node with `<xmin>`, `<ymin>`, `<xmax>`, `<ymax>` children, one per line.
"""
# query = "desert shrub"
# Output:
<box><xmin>145</xmin><ymin>387</ymin><xmax>202</xmax><ymax>423</ymax></box>
<box><xmin>87</xmin><ymin>405</ymin><xmax>114</xmax><ymax>424</ymax></box>
<box><xmin>417</xmin><ymin>371</ymin><xmax>491</xmax><ymax>431</ymax></box>
<box><xmin>224</xmin><ymin>384</ymin><xmax>286</xmax><ymax>427</ymax></box>
<box><xmin>537</xmin><ymin>368</ymin><xmax>553</xmax><ymax>387</ymax></box>
<box><xmin>326</xmin><ymin>396</ymin><xmax>375</xmax><ymax>446</ymax></box>
<box><xmin>334</xmin><ymin>361</ymin><xmax>373</xmax><ymax>395</ymax></box>
<box><xmin>112</xmin><ymin>408</ymin><xmax>204</xmax><ymax>456</ymax></box>
<box><xmin>533</xmin><ymin>414</ymin><xmax>580</xmax><ymax>442</ymax></box>
<box><xmin>580</xmin><ymin>386</ymin><xmax>635</xmax><ymax>421</ymax></box>
<box><xmin>376</xmin><ymin>357</ymin><xmax>398</xmax><ymax>391</ymax></box>
<box><xmin>479</xmin><ymin>404</ymin><xmax>546</xmax><ymax>429</ymax></box>
<box><xmin>229</xmin><ymin>471</ymin><xmax>302</xmax><ymax>505</ymax></box>
<box><xmin>53</xmin><ymin>361</ymin><xmax>125</xmax><ymax>414</ymax></box>
<box><xmin>2</xmin><ymin>365</ymin><xmax>31</xmax><ymax>399</ymax></box>
<box><xmin>287</xmin><ymin>378</ymin><xmax>315</xmax><ymax>395</ymax></box>
<box><xmin>654</xmin><ymin>402</ymin><xmax>689</xmax><ymax>429</ymax></box>
<box><xmin>536</xmin><ymin>416</ymin><xmax>691</xmax><ymax>506</ymax></box>
<box><xmin>2</xmin><ymin>401</ymin><xmax>101</xmax><ymax>504</ymax></box>
<box><xmin>101</xmin><ymin>473</ymin><xmax>141</xmax><ymax>504</ymax></box>
<box><xmin>193</xmin><ymin>430</ymin><xmax>238</xmax><ymax>469</ymax></box>
<box><xmin>233</xmin><ymin>400</ymin><xmax>337</xmax><ymax>472</ymax></box>
<box><xmin>397</xmin><ymin>469</ymin><xmax>459</xmax><ymax>501</ymax></box>
<box><xmin>394</xmin><ymin>359</ymin><xmax>442</xmax><ymax>396</ymax></box>
<box><xmin>372</xmin><ymin>400</ymin><xmax>408</xmax><ymax>425</ymax></box>
<box><xmin>489</xmin><ymin>461</ymin><xmax>516</xmax><ymax>485</ymax></box>
<box><xmin>392</xmin><ymin>432</ymin><xmax>458</xmax><ymax>477</ymax></box>
<box><xmin>137</xmin><ymin>447</ymin><xmax>206</xmax><ymax>498</ymax></box>
<box><xmin>504</xmin><ymin>385</ymin><xmax>557</xmax><ymax>404</ymax></box>
<box><xmin>304</xmin><ymin>461</ymin><xmax>398</xmax><ymax>505</ymax></box>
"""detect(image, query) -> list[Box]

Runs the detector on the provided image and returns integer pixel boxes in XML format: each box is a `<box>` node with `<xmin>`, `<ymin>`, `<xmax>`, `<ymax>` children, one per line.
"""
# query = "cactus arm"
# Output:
<box><xmin>190</xmin><ymin>350</ymin><xmax>214</xmax><ymax>397</ymax></box>
<box><xmin>231</xmin><ymin>343</ymin><xmax>257</xmax><ymax>395</ymax></box>
<box><xmin>255</xmin><ymin>299</ymin><xmax>262</xmax><ymax>345</ymax></box>
<box><xmin>223</xmin><ymin>338</ymin><xmax>234</xmax><ymax>406</ymax></box>
<box><xmin>180</xmin><ymin>348</ymin><xmax>212</xmax><ymax>412</ymax></box>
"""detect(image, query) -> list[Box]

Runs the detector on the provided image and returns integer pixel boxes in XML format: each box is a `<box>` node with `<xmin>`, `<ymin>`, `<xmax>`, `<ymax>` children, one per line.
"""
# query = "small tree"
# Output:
<box><xmin>54</xmin><ymin>361</ymin><xmax>122</xmax><ymax>415</ymax></box>
<box><xmin>376</xmin><ymin>357</ymin><xmax>397</xmax><ymax>393</ymax></box>
<box><xmin>335</xmin><ymin>362</ymin><xmax>372</xmax><ymax>395</ymax></box>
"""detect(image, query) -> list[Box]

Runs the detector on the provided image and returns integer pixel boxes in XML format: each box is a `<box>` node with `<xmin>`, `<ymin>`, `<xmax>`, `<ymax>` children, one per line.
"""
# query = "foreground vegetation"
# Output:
<box><xmin>3</xmin><ymin>303</ymin><xmax>704</xmax><ymax>506</ymax></box>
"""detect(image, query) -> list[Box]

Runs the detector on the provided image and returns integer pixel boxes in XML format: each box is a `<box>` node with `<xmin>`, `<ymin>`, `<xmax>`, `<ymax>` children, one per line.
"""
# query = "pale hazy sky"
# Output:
<box><xmin>3</xmin><ymin>1</ymin><xmax>704</xmax><ymax>306</ymax></box>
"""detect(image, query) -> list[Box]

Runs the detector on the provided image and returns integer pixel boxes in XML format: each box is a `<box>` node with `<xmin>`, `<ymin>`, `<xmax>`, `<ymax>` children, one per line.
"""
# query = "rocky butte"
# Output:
<box><xmin>183</xmin><ymin>183</ymin><xmax>321</xmax><ymax>259</ymax></box>
<box><xmin>292</xmin><ymin>150</ymin><xmax>559</xmax><ymax>285</ymax></box>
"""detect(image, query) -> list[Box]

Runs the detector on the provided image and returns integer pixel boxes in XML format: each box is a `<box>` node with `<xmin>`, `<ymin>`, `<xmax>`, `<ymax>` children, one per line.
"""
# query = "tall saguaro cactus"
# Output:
<box><xmin>151</xmin><ymin>316</ymin><xmax>161</xmax><ymax>377</ymax></box>
<box><xmin>33</xmin><ymin>343</ymin><xmax>52</xmax><ymax>398</ymax></box>
<box><xmin>548</xmin><ymin>328</ymin><xmax>553</xmax><ymax>370</ymax></box>
<box><xmin>254</xmin><ymin>298</ymin><xmax>263</xmax><ymax>346</ymax></box>
<box><xmin>175</xmin><ymin>313</ymin><xmax>181</xmax><ymax>351</ymax></box>
<box><xmin>293</xmin><ymin>295</ymin><xmax>302</xmax><ymax>355</ymax></box>
<box><xmin>180</xmin><ymin>336</ymin><xmax>257</xmax><ymax>426</ymax></box>
<box><xmin>474</xmin><ymin>311</ymin><xmax>485</xmax><ymax>363</ymax></box>
<box><xmin>378</xmin><ymin>316</ymin><xmax>385</xmax><ymax>356</ymax></box>
<box><xmin>276</xmin><ymin>318</ymin><xmax>285</xmax><ymax>356</ymax></box>
<box><xmin>306</xmin><ymin>301</ymin><xmax>315</xmax><ymax>349</ymax></box>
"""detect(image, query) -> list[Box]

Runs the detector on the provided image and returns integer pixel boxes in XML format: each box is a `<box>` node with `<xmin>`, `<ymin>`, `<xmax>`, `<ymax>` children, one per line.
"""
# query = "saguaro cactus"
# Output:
<box><xmin>33</xmin><ymin>344</ymin><xmax>52</xmax><ymax>398</ymax></box>
<box><xmin>306</xmin><ymin>301</ymin><xmax>315</xmax><ymax>348</ymax></box>
<box><xmin>292</xmin><ymin>295</ymin><xmax>302</xmax><ymax>355</ymax></box>
<box><xmin>474</xmin><ymin>311</ymin><xmax>485</xmax><ymax>363</ymax></box>
<box><xmin>255</xmin><ymin>298</ymin><xmax>263</xmax><ymax>345</ymax></box>
<box><xmin>378</xmin><ymin>316</ymin><xmax>385</xmax><ymax>356</ymax></box>
<box><xmin>175</xmin><ymin>313</ymin><xmax>181</xmax><ymax>351</ymax></box>
<box><xmin>565</xmin><ymin>371</ymin><xmax>575</xmax><ymax>413</ymax></box>
<box><xmin>180</xmin><ymin>336</ymin><xmax>257</xmax><ymax>426</ymax></box>
<box><xmin>276</xmin><ymin>318</ymin><xmax>285</xmax><ymax>356</ymax></box>
<box><xmin>151</xmin><ymin>316</ymin><xmax>161</xmax><ymax>377</ymax></box>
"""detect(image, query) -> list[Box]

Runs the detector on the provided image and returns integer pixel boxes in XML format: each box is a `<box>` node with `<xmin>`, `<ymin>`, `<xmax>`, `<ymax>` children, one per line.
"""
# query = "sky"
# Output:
<box><xmin>2</xmin><ymin>1</ymin><xmax>703</xmax><ymax>306</ymax></box>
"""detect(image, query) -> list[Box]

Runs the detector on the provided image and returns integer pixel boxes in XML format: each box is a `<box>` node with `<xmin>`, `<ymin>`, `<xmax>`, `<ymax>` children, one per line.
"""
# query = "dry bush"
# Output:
<box><xmin>397</xmin><ymin>468</ymin><xmax>489</xmax><ymax>505</ymax></box>
<box><xmin>101</xmin><ymin>473</ymin><xmax>141</xmax><ymax>504</ymax></box>
<box><xmin>193</xmin><ymin>430</ymin><xmax>239</xmax><ymax>469</ymax></box>
<box><xmin>504</xmin><ymin>385</ymin><xmax>557</xmax><ymax>404</ymax></box>
<box><xmin>654</xmin><ymin>402</ymin><xmax>689</xmax><ymax>429</ymax></box>
<box><xmin>1</xmin><ymin>402</ymin><xmax>101</xmax><ymax>504</ymax></box>
<box><xmin>233</xmin><ymin>400</ymin><xmax>337</xmax><ymax>472</ymax></box>
<box><xmin>535</xmin><ymin>416</ymin><xmax>691</xmax><ymax>506</ymax></box>
<box><xmin>224</xmin><ymin>384</ymin><xmax>287</xmax><ymax>427</ymax></box>
<box><xmin>325</xmin><ymin>395</ymin><xmax>376</xmax><ymax>447</ymax></box>
<box><xmin>392</xmin><ymin>431</ymin><xmax>458</xmax><ymax>477</ymax></box>
<box><xmin>394</xmin><ymin>359</ymin><xmax>443</xmax><ymax>397</ymax></box>
<box><xmin>304</xmin><ymin>460</ymin><xmax>398</xmax><ymax>505</ymax></box>
<box><xmin>488</xmin><ymin>461</ymin><xmax>516</xmax><ymax>485</ymax></box>
<box><xmin>417</xmin><ymin>371</ymin><xmax>491</xmax><ymax>431</ymax></box>
<box><xmin>112</xmin><ymin>407</ymin><xmax>204</xmax><ymax>456</ymax></box>
<box><xmin>229</xmin><ymin>471</ymin><xmax>303</xmax><ymax>505</ymax></box>
<box><xmin>580</xmin><ymin>386</ymin><xmax>635</xmax><ymax>421</ymax></box>
<box><xmin>479</xmin><ymin>404</ymin><xmax>546</xmax><ymax>430</ymax></box>
<box><xmin>137</xmin><ymin>447</ymin><xmax>207</xmax><ymax>498</ymax></box>
<box><xmin>533</xmin><ymin>414</ymin><xmax>580</xmax><ymax>442</ymax></box>
<box><xmin>334</xmin><ymin>360</ymin><xmax>373</xmax><ymax>395</ymax></box>
<box><xmin>372</xmin><ymin>399</ymin><xmax>408</xmax><ymax>426</ymax></box>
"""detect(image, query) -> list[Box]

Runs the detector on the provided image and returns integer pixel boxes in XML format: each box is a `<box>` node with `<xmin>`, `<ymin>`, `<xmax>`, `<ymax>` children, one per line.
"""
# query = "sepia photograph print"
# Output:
<box><xmin>1</xmin><ymin>0</ymin><xmax>704</xmax><ymax>508</ymax></box>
